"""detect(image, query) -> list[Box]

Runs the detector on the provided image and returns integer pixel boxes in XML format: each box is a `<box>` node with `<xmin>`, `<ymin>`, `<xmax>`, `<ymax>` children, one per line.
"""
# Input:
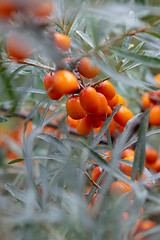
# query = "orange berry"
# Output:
<box><xmin>77</xmin><ymin>57</ymin><xmax>99</xmax><ymax>78</ymax></box>
<box><xmin>95</xmin><ymin>80</ymin><xmax>116</xmax><ymax>100</ymax></box>
<box><xmin>114</xmin><ymin>106</ymin><xmax>134</xmax><ymax>127</ymax></box>
<box><xmin>79</xmin><ymin>86</ymin><xmax>100</xmax><ymax>114</ymax></box>
<box><xmin>148</xmin><ymin>91</ymin><xmax>160</xmax><ymax>104</ymax></box>
<box><xmin>91</xmin><ymin>115</ymin><xmax>105</xmax><ymax>128</ymax></box>
<box><xmin>102</xmin><ymin>151</ymin><xmax>112</xmax><ymax>162</ymax></box>
<box><xmin>121</xmin><ymin>149</ymin><xmax>135</xmax><ymax>159</ymax></box>
<box><xmin>149</xmin><ymin>105</ymin><xmax>160</xmax><ymax>126</ymax></box>
<box><xmin>108</xmin><ymin>93</ymin><xmax>119</xmax><ymax>108</ymax></box>
<box><xmin>91</xmin><ymin>166</ymin><xmax>103</xmax><ymax>183</ymax></box>
<box><xmin>145</xmin><ymin>148</ymin><xmax>158</xmax><ymax>164</ymax></box>
<box><xmin>155</xmin><ymin>73</ymin><xmax>160</xmax><ymax>87</ymax></box>
<box><xmin>117</xmin><ymin>94</ymin><xmax>126</xmax><ymax>106</ymax></box>
<box><xmin>92</xmin><ymin>92</ymin><xmax>108</xmax><ymax>117</ymax></box>
<box><xmin>0</xmin><ymin>0</ymin><xmax>15</xmax><ymax>19</ymax></box>
<box><xmin>110</xmin><ymin>180</ymin><xmax>132</xmax><ymax>196</ymax></box>
<box><xmin>107</xmin><ymin>105</ymin><xmax>112</xmax><ymax>116</ymax></box>
<box><xmin>119</xmin><ymin>155</ymin><xmax>134</xmax><ymax>177</ymax></box>
<box><xmin>33</xmin><ymin>1</ymin><xmax>53</xmax><ymax>19</ymax></box>
<box><xmin>66</xmin><ymin>116</ymin><xmax>78</xmax><ymax>128</ymax></box>
<box><xmin>6</xmin><ymin>32</ymin><xmax>32</xmax><ymax>61</ymax></box>
<box><xmin>109</xmin><ymin>118</ymin><xmax>116</xmax><ymax>136</ymax></box>
<box><xmin>44</xmin><ymin>72</ymin><xmax>63</xmax><ymax>100</ymax></box>
<box><xmin>147</xmin><ymin>158</ymin><xmax>160</xmax><ymax>172</ymax></box>
<box><xmin>66</xmin><ymin>96</ymin><xmax>86</xmax><ymax>120</ymax></box>
<box><xmin>52</xmin><ymin>70</ymin><xmax>79</xmax><ymax>95</ymax></box>
<box><xmin>141</xmin><ymin>93</ymin><xmax>152</xmax><ymax>109</ymax></box>
<box><xmin>76</xmin><ymin>114</ymin><xmax>93</xmax><ymax>136</ymax></box>
<box><xmin>54</xmin><ymin>32</ymin><xmax>71</xmax><ymax>51</ymax></box>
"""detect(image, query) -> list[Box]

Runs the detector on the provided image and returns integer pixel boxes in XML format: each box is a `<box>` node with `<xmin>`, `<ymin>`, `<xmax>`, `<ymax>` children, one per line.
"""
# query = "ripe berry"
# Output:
<box><xmin>6</xmin><ymin>32</ymin><xmax>32</xmax><ymax>61</ymax></box>
<box><xmin>77</xmin><ymin>57</ymin><xmax>99</xmax><ymax>78</ymax></box>
<box><xmin>121</xmin><ymin>149</ymin><xmax>135</xmax><ymax>159</ymax></box>
<box><xmin>54</xmin><ymin>32</ymin><xmax>71</xmax><ymax>51</ymax></box>
<box><xmin>119</xmin><ymin>155</ymin><xmax>134</xmax><ymax>177</ymax></box>
<box><xmin>52</xmin><ymin>70</ymin><xmax>79</xmax><ymax>95</ymax></box>
<box><xmin>141</xmin><ymin>93</ymin><xmax>152</xmax><ymax>109</ymax></box>
<box><xmin>0</xmin><ymin>0</ymin><xmax>15</xmax><ymax>19</ymax></box>
<box><xmin>33</xmin><ymin>1</ymin><xmax>53</xmax><ymax>19</ymax></box>
<box><xmin>145</xmin><ymin>148</ymin><xmax>158</xmax><ymax>164</ymax></box>
<box><xmin>44</xmin><ymin>72</ymin><xmax>63</xmax><ymax>100</ymax></box>
<box><xmin>66</xmin><ymin>116</ymin><xmax>78</xmax><ymax>128</ymax></box>
<box><xmin>95</xmin><ymin>80</ymin><xmax>116</xmax><ymax>100</ymax></box>
<box><xmin>108</xmin><ymin>93</ymin><xmax>119</xmax><ymax>108</ymax></box>
<box><xmin>114</xmin><ymin>106</ymin><xmax>134</xmax><ymax>127</ymax></box>
<box><xmin>79</xmin><ymin>86</ymin><xmax>100</xmax><ymax>114</ymax></box>
<box><xmin>110</xmin><ymin>180</ymin><xmax>132</xmax><ymax>196</ymax></box>
<box><xmin>91</xmin><ymin>166</ymin><xmax>103</xmax><ymax>183</ymax></box>
<box><xmin>76</xmin><ymin>114</ymin><xmax>92</xmax><ymax>136</ymax></box>
<box><xmin>66</xmin><ymin>95</ymin><xmax>86</xmax><ymax>120</ymax></box>
<box><xmin>92</xmin><ymin>92</ymin><xmax>108</xmax><ymax>117</ymax></box>
<box><xmin>149</xmin><ymin>105</ymin><xmax>160</xmax><ymax>126</ymax></box>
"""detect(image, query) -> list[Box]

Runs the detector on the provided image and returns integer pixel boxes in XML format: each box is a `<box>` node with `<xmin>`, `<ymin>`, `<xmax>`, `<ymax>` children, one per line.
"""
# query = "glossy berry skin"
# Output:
<box><xmin>52</xmin><ymin>70</ymin><xmax>79</xmax><ymax>95</ymax></box>
<box><xmin>108</xmin><ymin>93</ymin><xmax>119</xmax><ymax>109</ymax></box>
<box><xmin>66</xmin><ymin>116</ymin><xmax>78</xmax><ymax>128</ymax></box>
<box><xmin>141</xmin><ymin>93</ymin><xmax>152</xmax><ymax>109</ymax></box>
<box><xmin>66</xmin><ymin>96</ymin><xmax>86</xmax><ymax>120</ymax></box>
<box><xmin>121</xmin><ymin>149</ymin><xmax>135</xmax><ymax>159</ymax></box>
<box><xmin>119</xmin><ymin>155</ymin><xmax>134</xmax><ymax>177</ymax></box>
<box><xmin>6</xmin><ymin>32</ymin><xmax>31</xmax><ymax>61</ymax></box>
<box><xmin>79</xmin><ymin>86</ymin><xmax>100</xmax><ymax>114</ymax></box>
<box><xmin>44</xmin><ymin>72</ymin><xmax>63</xmax><ymax>100</ymax></box>
<box><xmin>91</xmin><ymin>166</ymin><xmax>103</xmax><ymax>183</ymax></box>
<box><xmin>54</xmin><ymin>32</ymin><xmax>71</xmax><ymax>51</ymax></box>
<box><xmin>95</xmin><ymin>80</ymin><xmax>116</xmax><ymax>100</ymax></box>
<box><xmin>114</xmin><ymin>106</ymin><xmax>134</xmax><ymax>127</ymax></box>
<box><xmin>92</xmin><ymin>93</ymin><xmax>108</xmax><ymax>117</ymax></box>
<box><xmin>77</xmin><ymin>57</ymin><xmax>99</xmax><ymax>78</ymax></box>
<box><xmin>117</xmin><ymin>94</ymin><xmax>126</xmax><ymax>106</ymax></box>
<box><xmin>145</xmin><ymin>148</ymin><xmax>158</xmax><ymax>164</ymax></box>
<box><xmin>110</xmin><ymin>180</ymin><xmax>132</xmax><ymax>196</ymax></box>
<box><xmin>76</xmin><ymin>114</ymin><xmax>92</xmax><ymax>136</ymax></box>
<box><xmin>147</xmin><ymin>158</ymin><xmax>160</xmax><ymax>172</ymax></box>
<box><xmin>149</xmin><ymin>105</ymin><xmax>160</xmax><ymax>126</ymax></box>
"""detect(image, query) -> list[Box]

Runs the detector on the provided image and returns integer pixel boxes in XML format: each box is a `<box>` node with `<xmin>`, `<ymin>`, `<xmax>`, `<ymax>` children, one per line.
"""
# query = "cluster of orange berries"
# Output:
<box><xmin>0</xmin><ymin>0</ymin><xmax>53</xmax><ymax>22</ymax></box>
<box><xmin>142</xmin><ymin>74</ymin><xmax>160</xmax><ymax>126</ymax></box>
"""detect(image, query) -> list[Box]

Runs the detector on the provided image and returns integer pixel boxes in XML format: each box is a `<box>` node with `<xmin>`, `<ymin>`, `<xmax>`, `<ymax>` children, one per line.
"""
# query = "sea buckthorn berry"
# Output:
<box><xmin>95</xmin><ymin>80</ymin><xmax>116</xmax><ymax>100</ymax></box>
<box><xmin>76</xmin><ymin>114</ymin><xmax>93</xmax><ymax>136</ymax></box>
<box><xmin>44</xmin><ymin>72</ymin><xmax>63</xmax><ymax>100</ymax></box>
<box><xmin>109</xmin><ymin>118</ymin><xmax>116</xmax><ymax>136</ymax></box>
<box><xmin>107</xmin><ymin>105</ymin><xmax>112</xmax><ymax>117</ymax></box>
<box><xmin>91</xmin><ymin>115</ymin><xmax>105</xmax><ymax>128</ymax></box>
<box><xmin>6</xmin><ymin>32</ymin><xmax>32</xmax><ymax>61</ymax></box>
<box><xmin>91</xmin><ymin>166</ymin><xmax>103</xmax><ymax>183</ymax></box>
<box><xmin>119</xmin><ymin>155</ymin><xmax>134</xmax><ymax>177</ymax></box>
<box><xmin>155</xmin><ymin>73</ymin><xmax>160</xmax><ymax>87</ymax></box>
<box><xmin>145</xmin><ymin>148</ymin><xmax>158</xmax><ymax>164</ymax></box>
<box><xmin>66</xmin><ymin>96</ymin><xmax>86</xmax><ymax>120</ymax></box>
<box><xmin>54</xmin><ymin>32</ymin><xmax>71</xmax><ymax>51</ymax></box>
<box><xmin>108</xmin><ymin>93</ymin><xmax>119</xmax><ymax>109</ymax></box>
<box><xmin>141</xmin><ymin>92</ymin><xmax>152</xmax><ymax>109</ymax></box>
<box><xmin>92</xmin><ymin>93</ymin><xmax>108</xmax><ymax>117</ymax></box>
<box><xmin>149</xmin><ymin>91</ymin><xmax>160</xmax><ymax>104</ymax></box>
<box><xmin>117</xmin><ymin>94</ymin><xmax>126</xmax><ymax>106</ymax></box>
<box><xmin>110</xmin><ymin>180</ymin><xmax>132</xmax><ymax>197</ymax></box>
<box><xmin>114</xmin><ymin>106</ymin><xmax>134</xmax><ymax>127</ymax></box>
<box><xmin>53</xmin><ymin>70</ymin><xmax>79</xmax><ymax>95</ymax></box>
<box><xmin>103</xmin><ymin>151</ymin><xmax>112</xmax><ymax>162</ymax></box>
<box><xmin>66</xmin><ymin>116</ymin><xmax>78</xmax><ymax>128</ymax></box>
<box><xmin>77</xmin><ymin>57</ymin><xmax>99</xmax><ymax>79</ymax></box>
<box><xmin>121</xmin><ymin>149</ymin><xmax>135</xmax><ymax>159</ymax></box>
<box><xmin>79</xmin><ymin>86</ymin><xmax>100</xmax><ymax>114</ymax></box>
<box><xmin>134</xmin><ymin>220</ymin><xmax>156</xmax><ymax>236</ymax></box>
<box><xmin>33</xmin><ymin>1</ymin><xmax>53</xmax><ymax>19</ymax></box>
<box><xmin>149</xmin><ymin>105</ymin><xmax>160</xmax><ymax>126</ymax></box>
<box><xmin>0</xmin><ymin>0</ymin><xmax>15</xmax><ymax>19</ymax></box>
<box><xmin>147</xmin><ymin>158</ymin><xmax>160</xmax><ymax>172</ymax></box>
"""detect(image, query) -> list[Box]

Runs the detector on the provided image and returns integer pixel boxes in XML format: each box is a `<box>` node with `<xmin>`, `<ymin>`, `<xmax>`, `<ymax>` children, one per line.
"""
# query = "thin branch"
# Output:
<box><xmin>84</xmin><ymin>170</ymin><xmax>102</xmax><ymax>189</ymax></box>
<box><xmin>90</xmin><ymin>77</ymin><xmax>110</xmax><ymax>87</ymax></box>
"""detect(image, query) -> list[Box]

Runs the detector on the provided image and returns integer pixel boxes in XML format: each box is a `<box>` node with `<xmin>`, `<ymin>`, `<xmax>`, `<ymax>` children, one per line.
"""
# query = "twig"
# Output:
<box><xmin>84</xmin><ymin>170</ymin><xmax>102</xmax><ymax>189</ymax></box>
<box><xmin>90</xmin><ymin>77</ymin><xmax>110</xmax><ymax>87</ymax></box>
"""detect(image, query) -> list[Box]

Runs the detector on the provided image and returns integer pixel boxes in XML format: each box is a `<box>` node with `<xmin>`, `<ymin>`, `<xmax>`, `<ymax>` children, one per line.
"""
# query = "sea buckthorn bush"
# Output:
<box><xmin>0</xmin><ymin>0</ymin><xmax>160</xmax><ymax>240</ymax></box>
